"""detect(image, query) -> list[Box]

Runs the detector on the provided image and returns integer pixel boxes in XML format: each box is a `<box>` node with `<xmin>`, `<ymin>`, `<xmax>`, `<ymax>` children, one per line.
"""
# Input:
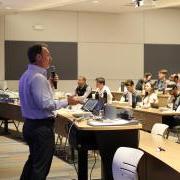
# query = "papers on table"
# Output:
<box><xmin>56</xmin><ymin>106</ymin><xmax>92</xmax><ymax>118</ymax></box>
<box><xmin>88</xmin><ymin>118</ymin><xmax>138</xmax><ymax>126</ymax></box>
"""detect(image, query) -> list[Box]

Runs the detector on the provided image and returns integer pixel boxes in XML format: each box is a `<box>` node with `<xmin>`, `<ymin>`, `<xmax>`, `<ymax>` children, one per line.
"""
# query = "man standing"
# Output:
<box><xmin>19</xmin><ymin>44</ymin><xmax>78</xmax><ymax>180</ymax></box>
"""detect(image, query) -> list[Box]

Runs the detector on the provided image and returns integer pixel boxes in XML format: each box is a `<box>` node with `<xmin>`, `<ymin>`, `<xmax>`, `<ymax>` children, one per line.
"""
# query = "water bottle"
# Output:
<box><xmin>121</xmin><ymin>82</ymin><xmax>125</xmax><ymax>92</ymax></box>
<box><xmin>132</xmin><ymin>94</ymin><xmax>137</xmax><ymax>109</ymax></box>
<box><xmin>103</xmin><ymin>90</ymin><xmax>108</xmax><ymax>104</ymax></box>
<box><xmin>95</xmin><ymin>92</ymin><xmax>99</xmax><ymax>100</ymax></box>
<box><xmin>99</xmin><ymin>109</ymin><xmax>104</xmax><ymax>120</ymax></box>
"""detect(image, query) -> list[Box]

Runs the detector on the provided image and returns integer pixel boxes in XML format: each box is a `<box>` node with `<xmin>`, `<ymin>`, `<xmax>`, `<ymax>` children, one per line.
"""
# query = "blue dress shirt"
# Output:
<box><xmin>19</xmin><ymin>64</ymin><xmax>68</xmax><ymax>119</ymax></box>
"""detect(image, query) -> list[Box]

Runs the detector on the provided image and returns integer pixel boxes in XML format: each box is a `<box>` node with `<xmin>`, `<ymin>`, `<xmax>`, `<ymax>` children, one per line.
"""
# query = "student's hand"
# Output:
<box><xmin>73</xmin><ymin>96</ymin><xmax>80</xmax><ymax>101</ymax></box>
<box><xmin>67</xmin><ymin>96</ymin><xmax>79</xmax><ymax>105</ymax></box>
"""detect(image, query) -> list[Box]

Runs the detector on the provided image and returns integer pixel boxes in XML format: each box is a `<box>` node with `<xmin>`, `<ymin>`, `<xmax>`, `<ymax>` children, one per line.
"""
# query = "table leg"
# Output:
<box><xmin>78</xmin><ymin>148</ymin><xmax>88</xmax><ymax>180</ymax></box>
<box><xmin>3</xmin><ymin>119</ymin><xmax>10</xmax><ymax>134</ymax></box>
<box><xmin>100</xmin><ymin>149</ymin><xmax>114</xmax><ymax>180</ymax></box>
<box><xmin>97</xmin><ymin>130</ymin><xmax>139</xmax><ymax>180</ymax></box>
<box><xmin>70</xmin><ymin>147</ymin><xmax>75</xmax><ymax>163</ymax></box>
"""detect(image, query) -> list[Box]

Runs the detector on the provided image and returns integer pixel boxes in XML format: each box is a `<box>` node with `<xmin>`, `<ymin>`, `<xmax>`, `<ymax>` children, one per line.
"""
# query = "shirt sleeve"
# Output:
<box><xmin>120</xmin><ymin>96</ymin><xmax>125</xmax><ymax>102</ymax></box>
<box><xmin>30</xmin><ymin>74</ymin><xmax>68</xmax><ymax>111</ymax></box>
<box><xmin>106</xmin><ymin>87</ymin><xmax>113</xmax><ymax>104</ymax></box>
<box><xmin>120</xmin><ymin>93</ymin><xmax>127</xmax><ymax>102</ymax></box>
<box><xmin>176</xmin><ymin>105</ymin><xmax>180</xmax><ymax>112</ymax></box>
<box><xmin>174</xmin><ymin>96</ymin><xmax>180</xmax><ymax>111</ymax></box>
<box><xmin>150</xmin><ymin>93</ymin><xmax>158</xmax><ymax>104</ymax></box>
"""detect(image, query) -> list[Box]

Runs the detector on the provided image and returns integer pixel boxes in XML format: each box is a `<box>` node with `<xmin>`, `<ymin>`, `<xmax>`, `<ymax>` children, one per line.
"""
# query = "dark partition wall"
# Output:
<box><xmin>6</xmin><ymin>42</ymin><xmax>180</xmax><ymax>80</ymax></box>
<box><xmin>5</xmin><ymin>41</ymin><xmax>78</xmax><ymax>80</ymax></box>
<box><xmin>144</xmin><ymin>44</ymin><xmax>180</xmax><ymax>78</ymax></box>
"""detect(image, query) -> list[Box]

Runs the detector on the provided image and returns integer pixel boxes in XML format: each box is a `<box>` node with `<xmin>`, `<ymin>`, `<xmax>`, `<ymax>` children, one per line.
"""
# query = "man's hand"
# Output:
<box><xmin>67</xmin><ymin>96</ymin><xmax>79</xmax><ymax>105</ymax></box>
<box><xmin>49</xmin><ymin>74</ymin><xmax>59</xmax><ymax>88</ymax></box>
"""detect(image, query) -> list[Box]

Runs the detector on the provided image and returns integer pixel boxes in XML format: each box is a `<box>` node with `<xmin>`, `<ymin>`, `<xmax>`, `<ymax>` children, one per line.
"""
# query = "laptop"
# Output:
<box><xmin>82</xmin><ymin>98</ymin><xmax>105</xmax><ymax>115</ymax></box>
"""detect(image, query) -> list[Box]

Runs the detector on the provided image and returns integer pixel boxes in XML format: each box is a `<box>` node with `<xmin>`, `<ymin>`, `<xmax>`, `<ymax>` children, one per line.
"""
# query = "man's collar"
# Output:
<box><xmin>28</xmin><ymin>64</ymin><xmax>47</xmax><ymax>76</ymax></box>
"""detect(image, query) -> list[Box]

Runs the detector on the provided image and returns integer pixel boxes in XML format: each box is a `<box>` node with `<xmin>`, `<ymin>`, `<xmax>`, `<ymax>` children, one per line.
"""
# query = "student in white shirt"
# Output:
<box><xmin>141</xmin><ymin>82</ymin><xmax>158</xmax><ymax>108</ymax></box>
<box><xmin>95</xmin><ymin>77</ymin><xmax>113</xmax><ymax>104</ymax></box>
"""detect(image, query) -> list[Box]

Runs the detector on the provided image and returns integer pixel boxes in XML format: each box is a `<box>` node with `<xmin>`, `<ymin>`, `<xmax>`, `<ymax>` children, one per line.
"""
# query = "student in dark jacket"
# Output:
<box><xmin>74</xmin><ymin>76</ymin><xmax>92</xmax><ymax>103</ymax></box>
<box><xmin>120</xmin><ymin>79</ymin><xmax>142</xmax><ymax>106</ymax></box>
<box><xmin>136</xmin><ymin>72</ymin><xmax>152</xmax><ymax>91</ymax></box>
<box><xmin>163</xmin><ymin>84</ymin><xmax>180</xmax><ymax>128</ymax></box>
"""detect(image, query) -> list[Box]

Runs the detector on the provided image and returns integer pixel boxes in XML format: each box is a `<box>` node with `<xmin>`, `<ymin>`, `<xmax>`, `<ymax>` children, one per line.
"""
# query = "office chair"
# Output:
<box><xmin>167</xmin><ymin>125</ymin><xmax>180</xmax><ymax>143</ymax></box>
<box><xmin>151</xmin><ymin>123</ymin><xmax>169</xmax><ymax>138</ymax></box>
<box><xmin>112</xmin><ymin>147</ymin><xmax>144</xmax><ymax>180</ymax></box>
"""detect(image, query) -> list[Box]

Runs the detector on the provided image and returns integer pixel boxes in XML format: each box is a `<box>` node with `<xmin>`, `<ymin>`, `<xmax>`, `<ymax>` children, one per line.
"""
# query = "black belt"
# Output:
<box><xmin>24</xmin><ymin>117</ymin><xmax>55</xmax><ymax>127</ymax></box>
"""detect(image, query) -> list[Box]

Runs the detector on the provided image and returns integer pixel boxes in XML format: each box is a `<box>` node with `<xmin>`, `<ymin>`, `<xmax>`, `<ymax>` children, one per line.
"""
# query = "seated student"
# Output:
<box><xmin>154</xmin><ymin>69</ymin><xmax>168</xmax><ymax>91</ymax></box>
<box><xmin>74</xmin><ymin>76</ymin><xmax>92</xmax><ymax>103</ymax></box>
<box><xmin>174</xmin><ymin>74</ymin><xmax>180</xmax><ymax>90</ymax></box>
<box><xmin>163</xmin><ymin>84</ymin><xmax>180</xmax><ymax>128</ymax></box>
<box><xmin>141</xmin><ymin>82</ymin><xmax>158</xmax><ymax>108</ymax></box>
<box><xmin>167</xmin><ymin>73</ymin><xmax>175</xmax><ymax>84</ymax></box>
<box><xmin>95</xmin><ymin>77</ymin><xmax>113</xmax><ymax>104</ymax></box>
<box><xmin>169</xmin><ymin>84</ymin><xmax>180</xmax><ymax>111</ymax></box>
<box><xmin>120</xmin><ymin>80</ymin><xmax>142</xmax><ymax>106</ymax></box>
<box><xmin>136</xmin><ymin>72</ymin><xmax>152</xmax><ymax>91</ymax></box>
<box><xmin>165</xmin><ymin>74</ymin><xmax>177</xmax><ymax>94</ymax></box>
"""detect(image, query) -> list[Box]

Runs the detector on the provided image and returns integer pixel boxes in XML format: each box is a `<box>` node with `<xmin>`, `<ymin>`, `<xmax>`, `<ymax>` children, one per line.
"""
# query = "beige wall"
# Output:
<box><xmin>144</xmin><ymin>9</ymin><xmax>180</xmax><ymax>44</ymax></box>
<box><xmin>5</xmin><ymin>11</ymin><xmax>78</xmax><ymax>42</ymax></box>
<box><xmin>1</xmin><ymin>9</ymin><xmax>180</xmax><ymax>92</ymax></box>
<box><xmin>78</xmin><ymin>12</ymin><xmax>144</xmax><ymax>43</ymax></box>
<box><xmin>78</xmin><ymin>43</ymin><xmax>143</xmax><ymax>80</ymax></box>
<box><xmin>78</xmin><ymin>12</ymin><xmax>144</xmax><ymax>82</ymax></box>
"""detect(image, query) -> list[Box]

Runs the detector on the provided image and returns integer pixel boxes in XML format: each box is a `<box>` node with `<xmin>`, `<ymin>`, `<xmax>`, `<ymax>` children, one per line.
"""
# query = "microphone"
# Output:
<box><xmin>50</xmin><ymin>65</ymin><xmax>57</xmax><ymax>89</ymax></box>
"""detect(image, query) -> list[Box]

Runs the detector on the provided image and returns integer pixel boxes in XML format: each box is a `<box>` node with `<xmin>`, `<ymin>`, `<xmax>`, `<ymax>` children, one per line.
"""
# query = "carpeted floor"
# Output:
<box><xmin>0</xmin><ymin>120</ymin><xmax>178</xmax><ymax>180</ymax></box>
<box><xmin>0</xmin><ymin>121</ymin><xmax>101</xmax><ymax>180</ymax></box>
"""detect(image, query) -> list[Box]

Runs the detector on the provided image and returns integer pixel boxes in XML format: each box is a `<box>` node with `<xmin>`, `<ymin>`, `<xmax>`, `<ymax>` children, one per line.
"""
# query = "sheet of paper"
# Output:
<box><xmin>88</xmin><ymin>119</ymin><xmax>137</xmax><ymax>126</ymax></box>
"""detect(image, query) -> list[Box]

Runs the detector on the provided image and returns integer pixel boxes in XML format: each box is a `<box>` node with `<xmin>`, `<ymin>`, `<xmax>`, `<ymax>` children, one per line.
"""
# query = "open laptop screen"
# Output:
<box><xmin>82</xmin><ymin>99</ymin><xmax>99</xmax><ymax>112</ymax></box>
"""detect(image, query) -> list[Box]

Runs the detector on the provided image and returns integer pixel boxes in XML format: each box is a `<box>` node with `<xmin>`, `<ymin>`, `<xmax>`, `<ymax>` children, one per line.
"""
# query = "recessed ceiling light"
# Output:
<box><xmin>92</xmin><ymin>0</ymin><xmax>99</xmax><ymax>4</ymax></box>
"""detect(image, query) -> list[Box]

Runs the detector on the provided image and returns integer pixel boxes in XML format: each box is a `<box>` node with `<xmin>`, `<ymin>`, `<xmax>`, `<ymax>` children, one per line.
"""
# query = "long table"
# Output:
<box><xmin>94</xmin><ymin>90</ymin><xmax>170</xmax><ymax>105</ymax></box>
<box><xmin>139</xmin><ymin>130</ymin><xmax>180</xmax><ymax>180</ymax></box>
<box><xmin>0</xmin><ymin>102</ymin><xmax>141</xmax><ymax>180</ymax></box>
<box><xmin>55</xmin><ymin>110</ymin><xmax>180</xmax><ymax>180</ymax></box>
<box><xmin>55</xmin><ymin>109</ymin><xmax>141</xmax><ymax>180</ymax></box>
<box><xmin>0</xmin><ymin>102</ymin><xmax>23</xmax><ymax>133</ymax></box>
<box><xmin>92</xmin><ymin>90</ymin><xmax>124</xmax><ymax>101</ymax></box>
<box><xmin>1</xmin><ymin>102</ymin><xmax>180</xmax><ymax>180</ymax></box>
<box><xmin>112</xmin><ymin>102</ymin><xmax>180</xmax><ymax>131</ymax></box>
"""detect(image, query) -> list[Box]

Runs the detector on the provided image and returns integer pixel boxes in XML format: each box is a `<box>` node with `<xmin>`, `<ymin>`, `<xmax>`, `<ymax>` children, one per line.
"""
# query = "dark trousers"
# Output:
<box><xmin>20</xmin><ymin>118</ymin><xmax>55</xmax><ymax>180</ymax></box>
